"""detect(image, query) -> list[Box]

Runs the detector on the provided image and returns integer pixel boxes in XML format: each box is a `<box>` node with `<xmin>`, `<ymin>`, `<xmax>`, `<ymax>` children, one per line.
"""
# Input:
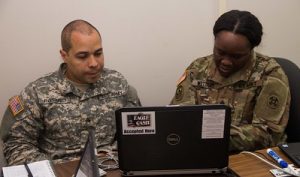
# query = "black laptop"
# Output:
<box><xmin>115</xmin><ymin>105</ymin><xmax>231</xmax><ymax>176</ymax></box>
<box><xmin>278</xmin><ymin>142</ymin><xmax>300</xmax><ymax>167</ymax></box>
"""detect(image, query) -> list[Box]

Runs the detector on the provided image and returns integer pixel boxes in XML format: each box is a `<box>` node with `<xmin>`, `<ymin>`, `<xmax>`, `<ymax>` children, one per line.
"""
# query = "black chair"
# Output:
<box><xmin>274</xmin><ymin>57</ymin><xmax>300</xmax><ymax>142</ymax></box>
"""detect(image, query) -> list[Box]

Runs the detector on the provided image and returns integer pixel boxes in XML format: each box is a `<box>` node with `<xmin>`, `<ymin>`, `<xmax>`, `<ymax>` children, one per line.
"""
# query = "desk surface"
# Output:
<box><xmin>54</xmin><ymin>147</ymin><xmax>291</xmax><ymax>177</ymax></box>
<box><xmin>229</xmin><ymin>147</ymin><xmax>291</xmax><ymax>177</ymax></box>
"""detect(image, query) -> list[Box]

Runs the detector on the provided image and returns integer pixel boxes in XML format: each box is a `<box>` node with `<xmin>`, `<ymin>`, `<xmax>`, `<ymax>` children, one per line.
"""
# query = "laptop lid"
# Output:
<box><xmin>115</xmin><ymin>105</ymin><xmax>231</xmax><ymax>176</ymax></box>
<box><xmin>278</xmin><ymin>142</ymin><xmax>300</xmax><ymax>167</ymax></box>
<box><xmin>74</xmin><ymin>128</ymin><xmax>101</xmax><ymax>177</ymax></box>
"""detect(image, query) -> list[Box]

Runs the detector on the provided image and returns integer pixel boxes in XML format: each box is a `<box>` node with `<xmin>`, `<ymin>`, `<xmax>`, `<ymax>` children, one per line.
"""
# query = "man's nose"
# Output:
<box><xmin>88</xmin><ymin>56</ymin><xmax>98</xmax><ymax>68</ymax></box>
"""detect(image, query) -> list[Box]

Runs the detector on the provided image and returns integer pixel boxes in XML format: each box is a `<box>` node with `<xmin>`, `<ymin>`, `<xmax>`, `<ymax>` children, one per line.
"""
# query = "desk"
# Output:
<box><xmin>229</xmin><ymin>147</ymin><xmax>291</xmax><ymax>177</ymax></box>
<box><xmin>54</xmin><ymin>147</ymin><xmax>291</xmax><ymax>177</ymax></box>
<box><xmin>54</xmin><ymin>160</ymin><xmax>121</xmax><ymax>177</ymax></box>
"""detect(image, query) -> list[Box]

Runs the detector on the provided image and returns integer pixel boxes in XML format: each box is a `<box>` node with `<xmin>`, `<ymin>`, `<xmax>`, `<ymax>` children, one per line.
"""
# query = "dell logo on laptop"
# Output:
<box><xmin>167</xmin><ymin>133</ymin><xmax>180</xmax><ymax>145</ymax></box>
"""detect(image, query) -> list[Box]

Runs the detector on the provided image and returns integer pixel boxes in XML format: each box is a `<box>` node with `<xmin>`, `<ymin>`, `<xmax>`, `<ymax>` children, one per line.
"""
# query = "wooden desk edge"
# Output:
<box><xmin>54</xmin><ymin>147</ymin><xmax>292</xmax><ymax>177</ymax></box>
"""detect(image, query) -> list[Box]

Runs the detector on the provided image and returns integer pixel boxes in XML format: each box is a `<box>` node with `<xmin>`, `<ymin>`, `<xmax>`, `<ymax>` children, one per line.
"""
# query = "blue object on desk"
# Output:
<box><xmin>267</xmin><ymin>148</ymin><xmax>288</xmax><ymax>168</ymax></box>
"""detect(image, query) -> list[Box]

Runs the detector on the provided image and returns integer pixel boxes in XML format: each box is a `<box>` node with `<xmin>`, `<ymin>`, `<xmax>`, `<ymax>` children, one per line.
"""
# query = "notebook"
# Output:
<box><xmin>278</xmin><ymin>142</ymin><xmax>300</xmax><ymax>167</ymax></box>
<box><xmin>73</xmin><ymin>128</ymin><xmax>105</xmax><ymax>177</ymax></box>
<box><xmin>2</xmin><ymin>160</ymin><xmax>56</xmax><ymax>177</ymax></box>
<box><xmin>115</xmin><ymin>104</ymin><xmax>231</xmax><ymax>176</ymax></box>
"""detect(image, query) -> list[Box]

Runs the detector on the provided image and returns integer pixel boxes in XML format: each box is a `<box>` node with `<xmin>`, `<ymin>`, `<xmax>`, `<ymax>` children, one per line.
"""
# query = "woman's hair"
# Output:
<box><xmin>213</xmin><ymin>10</ymin><xmax>263</xmax><ymax>49</ymax></box>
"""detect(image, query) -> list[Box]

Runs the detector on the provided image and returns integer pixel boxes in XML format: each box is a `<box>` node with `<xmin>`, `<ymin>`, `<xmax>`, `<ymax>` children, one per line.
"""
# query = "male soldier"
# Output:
<box><xmin>171</xmin><ymin>10</ymin><xmax>290</xmax><ymax>152</ymax></box>
<box><xmin>0</xmin><ymin>19</ymin><xmax>141</xmax><ymax>165</ymax></box>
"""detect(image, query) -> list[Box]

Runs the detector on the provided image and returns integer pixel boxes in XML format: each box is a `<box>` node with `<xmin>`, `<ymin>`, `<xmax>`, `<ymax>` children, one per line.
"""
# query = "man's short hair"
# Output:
<box><xmin>61</xmin><ymin>19</ymin><xmax>101</xmax><ymax>52</ymax></box>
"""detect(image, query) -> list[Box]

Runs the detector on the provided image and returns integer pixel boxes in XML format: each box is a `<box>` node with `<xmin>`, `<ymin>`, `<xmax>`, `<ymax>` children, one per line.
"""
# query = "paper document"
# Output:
<box><xmin>2</xmin><ymin>160</ymin><xmax>56</xmax><ymax>177</ymax></box>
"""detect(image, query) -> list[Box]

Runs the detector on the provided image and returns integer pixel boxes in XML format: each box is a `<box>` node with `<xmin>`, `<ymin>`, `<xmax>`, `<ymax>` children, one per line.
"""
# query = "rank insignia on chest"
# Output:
<box><xmin>192</xmin><ymin>80</ymin><xmax>209</xmax><ymax>88</ymax></box>
<box><xmin>8</xmin><ymin>95</ymin><xmax>24</xmax><ymax>116</ymax></box>
<box><xmin>198</xmin><ymin>81</ymin><xmax>208</xmax><ymax>87</ymax></box>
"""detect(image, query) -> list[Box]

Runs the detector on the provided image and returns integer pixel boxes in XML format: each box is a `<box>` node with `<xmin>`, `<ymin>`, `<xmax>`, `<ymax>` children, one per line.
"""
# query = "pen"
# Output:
<box><xmin>267</xmin><ymin>148</ymin><xmax>288</xmax><ymax>168</ymax></box>
<box><xmin>24</xmin><ymin>162</ymin><xmax>34</xmax><ymax>177</ymax></box>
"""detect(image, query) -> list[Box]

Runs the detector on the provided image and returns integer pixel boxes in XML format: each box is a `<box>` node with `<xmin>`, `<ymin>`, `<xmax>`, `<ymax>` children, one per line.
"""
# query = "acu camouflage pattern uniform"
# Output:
<box><xmin>1</xmin><ymin>63</ymin><xmax>141</xmax><ymax>165</ymax></box>
<box><xmin>171</xmin><ymin>52</ymin><xmax>290</xmax><ymax>152</ymax></box>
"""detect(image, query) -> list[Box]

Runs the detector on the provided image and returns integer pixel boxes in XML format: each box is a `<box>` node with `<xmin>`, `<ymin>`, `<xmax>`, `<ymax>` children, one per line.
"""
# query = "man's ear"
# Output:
<box><xmin>60</xmin><ymin>49</ymin><xmax>68</xmax><ymax>62</ymax></box>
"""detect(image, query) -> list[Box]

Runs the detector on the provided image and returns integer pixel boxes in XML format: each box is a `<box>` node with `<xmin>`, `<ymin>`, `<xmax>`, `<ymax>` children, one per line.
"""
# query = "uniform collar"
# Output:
<box><xmin>208</xmin><ymin>51</ymin><xmax>256</xmax><ymax>86</ymax></box>
<box><xmin>56</xmin><ymin>63</ymin><xmax>110</xmax><ymax>98</ymax></box>
<box><xmin>57</xmin><ymin>63</ymin><xmax>74</xmax><ymax>95</ymax></box>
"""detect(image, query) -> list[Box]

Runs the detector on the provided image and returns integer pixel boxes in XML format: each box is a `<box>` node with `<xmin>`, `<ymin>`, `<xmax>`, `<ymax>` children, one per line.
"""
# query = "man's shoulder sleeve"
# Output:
<box><xmin>0</xmin><ymin>108</ymin><xmax>16</xmax><ymax>141</ymax></box>
<box><xmin>126</xmin><ymin>85</ymin><xmax>142</xmax><ymax>107</ymax></box>
<box><xmin>103</xmin><ymin>68</ymin><xmax>126</xmax><ymax>80</ymax></box>
<box><xmin>102</xmin><ymin>68</ymin><xmax>128</xmax><ymax>93</ymax></box>
<box><xmin>0</xmin><ymin>95</ymin><xmax>31</xmax><ymax>141</ymax></box>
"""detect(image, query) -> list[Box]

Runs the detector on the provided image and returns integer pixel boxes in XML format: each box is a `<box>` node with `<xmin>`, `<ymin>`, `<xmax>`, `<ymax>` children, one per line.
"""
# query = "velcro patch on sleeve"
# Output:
<box><xmin>176</xmin><ymin>71</ymin><xmax>187</xmax><ymax>86</ymax></box>
<box><xmin>8</xmin><ymin>95</ymin><xmax>24</xmax><ymax>116</ymax></box>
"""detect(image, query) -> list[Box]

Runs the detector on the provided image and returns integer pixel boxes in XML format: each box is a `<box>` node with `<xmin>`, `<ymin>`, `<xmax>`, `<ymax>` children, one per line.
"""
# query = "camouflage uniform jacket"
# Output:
<box><xmin>171</xmin><ymin>52</ymin><xmax>290</xmax><ymax>152</ymax></box>
<box><xmin>1</xmin><ymin>63</ymin><xmax>141</xmax><ymax>165</ymax></box>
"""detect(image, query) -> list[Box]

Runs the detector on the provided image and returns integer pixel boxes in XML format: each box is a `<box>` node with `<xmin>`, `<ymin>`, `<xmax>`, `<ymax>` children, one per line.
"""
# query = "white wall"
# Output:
<box><xmin>226</xmin><ymin>0</ymin><xmax>300</xmax><ymax>65</ymax></box>
<box><xmin>0</xmin><ymin>0</ymin><xmax>299</xmax><ymax>119</ymax></box>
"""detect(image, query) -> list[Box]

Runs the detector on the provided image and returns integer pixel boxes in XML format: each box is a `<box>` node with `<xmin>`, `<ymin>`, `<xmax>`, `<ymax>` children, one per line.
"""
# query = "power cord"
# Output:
<box><xmin>241</xmin><ymin>151</ymin><xmax>300</xmax><ymax>176</ymax></box>
<box><xmin>97</xmin><ymin>150</ymin><xmax>119</xmax><ymax>170</ymax></box>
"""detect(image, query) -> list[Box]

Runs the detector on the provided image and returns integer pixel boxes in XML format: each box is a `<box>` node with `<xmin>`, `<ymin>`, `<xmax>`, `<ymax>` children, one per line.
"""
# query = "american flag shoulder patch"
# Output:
<box><xmin>8</xmin><ymin>95</ymin><xmax>24</xmax><ymax>116</ymax></box>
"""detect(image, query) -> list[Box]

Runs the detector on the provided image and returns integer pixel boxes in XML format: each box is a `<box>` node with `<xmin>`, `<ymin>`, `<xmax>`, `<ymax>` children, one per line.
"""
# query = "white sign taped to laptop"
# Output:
<box><xmin>121</xmin><ymin>111</ymin><xmax>156</xmax><ymax>135</ymax></box>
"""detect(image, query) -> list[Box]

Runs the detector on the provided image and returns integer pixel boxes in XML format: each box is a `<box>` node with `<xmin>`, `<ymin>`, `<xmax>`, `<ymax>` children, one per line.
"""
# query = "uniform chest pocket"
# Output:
<box><xmin>40</xmin><ymin>97</ymin><xmax>80</xmax><ymax>119</ymax></box>
<box><xmin>231</xmin><ymin>89</ymin><xmax>256</xmax><ymax>125</ymax></box>
<box><xmin>196</xmin><ymin>87</ymin><xmax>237</xmax><ymax>105</ymax></box>
<box><xmin>196</xmin><ymin>87</ymin><xmax>257</xmax><ymax>125</ymax></box>
<box><xmin>196</xmin><ymin>88</ymin><xmax>219</xmax><ymax>104</ymax></box>
<box><xmin>98</xmin><ymin>94</ymin><xmax>125</xmax><ymax>109</ymax></box>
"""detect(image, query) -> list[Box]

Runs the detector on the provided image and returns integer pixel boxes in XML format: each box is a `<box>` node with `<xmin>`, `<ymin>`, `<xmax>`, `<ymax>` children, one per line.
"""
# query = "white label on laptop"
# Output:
<box><xmin>121</xmin><ymin>111</ymin><xmax>156</xmax><ymax>135</ymax></box>
<box><xmin>202</xmin><ymin>109</ymin><xmax>225</xmax><ymax>139</ymax></box>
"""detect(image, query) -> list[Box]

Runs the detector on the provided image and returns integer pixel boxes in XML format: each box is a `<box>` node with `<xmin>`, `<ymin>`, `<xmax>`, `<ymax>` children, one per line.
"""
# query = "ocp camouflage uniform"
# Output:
<box><xmin>171</xmin><ymin>52</ymin><xmax>290</xmax><ymax>152</ymax></box>
<box><xmin>1</xmin><ymin>63</ymin><xmax>141</xmax><ymax>165</ymax></box>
